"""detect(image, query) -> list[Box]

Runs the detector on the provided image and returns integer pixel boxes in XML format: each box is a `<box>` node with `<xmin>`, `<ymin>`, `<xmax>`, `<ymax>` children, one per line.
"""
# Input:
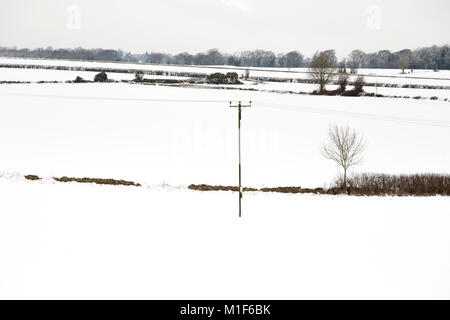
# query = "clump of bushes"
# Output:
<box><xmin>74</xmin><ymin>76</ymin><xmax>87</xmax><ymax>83</ymax></box>
<box><xmin>337</xmin><ymin>76</ymin><xmax>364</xmax><ymax>96</ymax></box>
<box><xmin>312</xmin><ymin>74</ymin><xmax>366</xmax><ymax>97</ymax></box>
<box><xmin>353</xmin><ymin>75</ymin><xmax>365</xmax><ymax>93</ymax></box>
<box><xmin>337</xmin><ymin>69</ymin><xmax>349</xmax><ymax>92</ymax></box>
<box><xmin>312</xmin><ymin>89</ymin><xmax>341</xmax><ymax>96</ymax></box>
<box><xmin>94</xmin><ymin>71</ymin><xmax>108</xmax><ymax>82</ymax></box>
<box><xmin>344</xmin><ymin>173</ymin><xmax>450</xmax><ymax>196</ymax></box>
<box><xmin>362</xmin><ymin>92</ymin><xmax>385</xmax><ymax>98</ymax></box>
<box><xmin>206</xmin><ymin>72</ymin><xmax>242</xmax><ymax>85</ymax></box>
<box><xmin>134</xmin><ymin>71</ymin><xmax>144</xmax><ymax>82</ymax></box>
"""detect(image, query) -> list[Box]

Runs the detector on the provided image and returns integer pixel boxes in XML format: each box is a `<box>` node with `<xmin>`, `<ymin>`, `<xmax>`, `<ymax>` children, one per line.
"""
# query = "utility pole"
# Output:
<box><xmin>229</xmin><ymin>101</ymin><xmax>251</xmax><ymax>218</ymax></box>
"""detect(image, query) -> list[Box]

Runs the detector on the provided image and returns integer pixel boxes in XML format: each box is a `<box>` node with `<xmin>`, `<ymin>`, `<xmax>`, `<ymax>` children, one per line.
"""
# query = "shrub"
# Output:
<box><xmin>134</xmin><ymin>71</ymin><xmax>144</xmax><ymax>82</ymax></box>
<box><xmin>308</xmin><ymin>53</ymin><xmax>336</xmax><ymax>93</ymax></box>
<box><xmin>244</xmin><ymin>69</ymin><xmax>250</xmax><ymax>80</ymax></box>
<box><xmin>74</xmin><ymin>76</ymin><xmax>85</xmax><ymax>83</ymax></box>
<box><xmin>206</xmin><ymin>73</ymin><xmax>227</xmax><ymax>84</ymax></box>
<box><xmin>226</xmin><ymin>72</ymin><xmax>239</xmax><ymax>83</ymax></box>
<box><xmin>206</xmin><ymin>72</ymin><xmax>242</xmax><ymax>85</ymax></box>
<box><xmin>94</xmin><ymin>71</ymin><xmax>108</xmax><ymax>82</ymax></box>
<box><xmin>353</xmin><ymin>75</ymin><xmax>365</xmax><ymax>93</ymax></box>
<box><xmin>312</xmin><ymin>89</ymin><xmax>341</xmax><ymax>96</ymax></box>
<box><xmin>337</xmin><ymin>69</ymin><xmax>349</xmax><ymax>92</ymax></box>
<box><xmin>343</xmin><ymin>173</ymin><xmax>450</xmax><ymax>196</ymax></box>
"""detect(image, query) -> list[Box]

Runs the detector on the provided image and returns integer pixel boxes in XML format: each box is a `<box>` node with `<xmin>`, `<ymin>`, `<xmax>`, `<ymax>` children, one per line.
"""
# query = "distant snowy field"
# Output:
<box><xmin>0</xmin><ymin>60</ymin><xmax>449</xmax><ymax>299</ymax></box>
<box><xmin>1</xmin><ymin>56</ymin><xmax>450</xmax><ymax>87</ymax></box>
<box><xmin>2</xmin><ymin>57</ymin><xmax>450</xmax><ymax>102</ymax></box>
<box><xmin>1</xmin><ymin>68</ymin><xmax>449</xmax><ymax>99</ymax></box>
<box><xmin>1</xmin><ymin>83</ymin><xmax>449</xmax><ymax>187</ymax></box>
<box><xmin>0</xmin><ymin>68</ymin><xmax>190</xmax><ymax>82</ymax></box>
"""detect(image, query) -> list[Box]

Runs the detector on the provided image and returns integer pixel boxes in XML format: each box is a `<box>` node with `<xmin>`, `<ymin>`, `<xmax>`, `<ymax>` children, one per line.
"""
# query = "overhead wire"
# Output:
<box><xmin>1</xmin><ymin>92</ymin><xmax>449</xmax><ymax>128</ymax></box>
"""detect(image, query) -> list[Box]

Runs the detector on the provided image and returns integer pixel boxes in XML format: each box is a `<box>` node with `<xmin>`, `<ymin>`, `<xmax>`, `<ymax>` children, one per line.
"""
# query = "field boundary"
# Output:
<box><xmin>15</xmin><ymin>174</ymin><xmax>450</xmax><ymax>196</ymax></box>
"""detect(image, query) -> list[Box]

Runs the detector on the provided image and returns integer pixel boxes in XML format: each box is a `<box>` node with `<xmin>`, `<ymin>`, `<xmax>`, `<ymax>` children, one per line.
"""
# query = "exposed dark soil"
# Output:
<box><xmin>188</xmin><ymin>184</ymin><xmax>257</xmax><ymax>192</ymax></box>
<box><xmin>188</xmin><ymin>179</ymin><xmax>450</xmax><ymax>196</ymax></box>
<box><xmin>188</xmin><ymin>184</ymin><xmax>328</xmax><ymax>194</ymax></box>
<box><xmin>53</xmin><ymin>176</ymin><xmax>141</xmax><ymax>187</ymax></box>
<box><xmin>24</xmin><ymin>175</ymin><xmax>41</xmax><ymax>181</ymax></box>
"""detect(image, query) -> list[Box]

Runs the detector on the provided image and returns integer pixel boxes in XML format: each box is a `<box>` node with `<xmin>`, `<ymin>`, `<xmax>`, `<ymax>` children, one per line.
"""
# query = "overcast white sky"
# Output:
<box><xmin>0</xmin><ymin>0</ymin><xmax>449</xmax><ymax>58</ymax></box>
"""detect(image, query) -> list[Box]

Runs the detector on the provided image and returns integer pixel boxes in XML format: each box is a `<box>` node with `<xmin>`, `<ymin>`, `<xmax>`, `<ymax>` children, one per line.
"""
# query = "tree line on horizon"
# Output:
<box><xmin>0</xmin><ymin>45</ymin><xmax>449</xmax><ymax>70</ymax></box>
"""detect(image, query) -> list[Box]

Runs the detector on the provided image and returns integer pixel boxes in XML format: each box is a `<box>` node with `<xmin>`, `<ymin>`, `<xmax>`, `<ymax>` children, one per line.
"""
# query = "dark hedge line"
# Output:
<box><xmin>189</xmin><ymin>173</ymin><xmax>450</xmax><ymax>196</ymax></box>
<box><xmin>249</xmin><ymin>76</ymin><xmax>450</xmax><ymax>90</ymax></box>
<box><xmin>345</xmin><ymin>173</ymin><xmax>450</xmax><ymax>196</ymax></box>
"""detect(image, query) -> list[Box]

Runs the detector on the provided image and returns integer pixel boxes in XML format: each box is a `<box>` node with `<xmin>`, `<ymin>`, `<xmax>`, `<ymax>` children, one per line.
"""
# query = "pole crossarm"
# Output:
<box><xmin>229</xmin><ymin>101</ymin><xmax>252</xmax><ymax>108</ymax></box>
<box><xmin>229</xmin><ymin>101</ymin><xmax>251</xmax><ymax>218</ymax></box>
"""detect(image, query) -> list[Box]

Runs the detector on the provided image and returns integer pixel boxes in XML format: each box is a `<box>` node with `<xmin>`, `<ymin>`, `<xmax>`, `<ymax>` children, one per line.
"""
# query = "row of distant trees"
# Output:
<box><xmin>1</xmin><ymin>45</ymin><xmax>449</xmax><ymax>70</ymax></box>
<box><xmin>345</xmin><ymin>46</ymin><xmax>450</xmax><ymax>72</ymax></box>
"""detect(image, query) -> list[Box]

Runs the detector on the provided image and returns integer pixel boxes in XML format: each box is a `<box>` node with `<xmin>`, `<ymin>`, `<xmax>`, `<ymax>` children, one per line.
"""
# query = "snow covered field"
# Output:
<box><xmin>0</xmin><ymin>63</ymin><xmax>449</xmax><ymax>299</ymax></box>
<box><xmin>0</xmin><ymin>67</ymin><xmax>189</xmax><ymax>82</ymax></box>
<box><xmin>1</xmin><ymin>177</ymin><xmax>449</xmax><ymax>299</ymax></box>
<box><xmin>0</xmin><ymin>82</ymin><xmax>449</xmax><ymax>187</ymax></box>
<box><xmin>2</xmin><ymin>57</ymin><xmax>450</xmax><ymax>104</ymax></box>
<box><xmin>2</xmin><ymin>67</ymin><xmax>449</xmax><ymax>100</ymax></box>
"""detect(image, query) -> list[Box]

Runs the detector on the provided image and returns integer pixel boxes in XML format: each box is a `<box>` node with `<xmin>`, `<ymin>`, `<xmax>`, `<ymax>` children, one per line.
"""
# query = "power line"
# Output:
<box><xmin>2</xmin><ymin>92</ymin><xmax>449</xmax><ymax>128</ymax></box>
<box><xmin>255</xmin><ymin>101</ymin><xmax>450</xmax><ymax>128</ymax></box>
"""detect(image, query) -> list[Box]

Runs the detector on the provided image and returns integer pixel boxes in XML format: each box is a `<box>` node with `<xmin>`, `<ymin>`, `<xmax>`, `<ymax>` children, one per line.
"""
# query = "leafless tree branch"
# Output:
<box><xmin>322</xmin><ymin>124</ymin><xmax>366</xmax><ymax>189</ymax></box>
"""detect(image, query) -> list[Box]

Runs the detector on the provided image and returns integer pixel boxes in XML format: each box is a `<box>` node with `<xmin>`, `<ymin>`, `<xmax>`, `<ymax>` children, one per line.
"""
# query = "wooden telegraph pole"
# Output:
<box><xmin>230</xmin><ymin>101</ymin><xmax>251</xmax><ymax>217</ymax></box>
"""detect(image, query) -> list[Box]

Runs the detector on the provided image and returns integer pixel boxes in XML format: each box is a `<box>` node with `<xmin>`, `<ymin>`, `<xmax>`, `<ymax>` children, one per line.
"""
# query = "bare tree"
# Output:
<box><xmin>322</xmin><ymin>125</ymin><xmax>366</xmax><ymax>189</ymax></box>
<box><xmin>347</xmin><ymin>49</ymin><xmax>366</xmax><ymax>74</ymax></box>
<box><xmin>308</xmin><ymin>53</ymin><xmax>336</xmax><ymax>93</ymax></box>
<box><xmin>398</xmin><ymin>56</ymin><xmax>409</xmax><ymax>74</ymax></box>
<box><xmin>353</xmin><ymin>75</ymin><xmax>365</xmax><ymax>93</ymax></box>
<box><xmin>284</xmin><ymin>51</ymin><xmax>304</xmax><ymax>68</ymax></box>
<box><xmin>244</xmin><ymin>68</ymin><xmax>250</xmax><ymax>80</ymax></box>
<box><xmin>337</xmin><ymin>69</ymin><xmax>349</xmax><ymax>92</ymax></box>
